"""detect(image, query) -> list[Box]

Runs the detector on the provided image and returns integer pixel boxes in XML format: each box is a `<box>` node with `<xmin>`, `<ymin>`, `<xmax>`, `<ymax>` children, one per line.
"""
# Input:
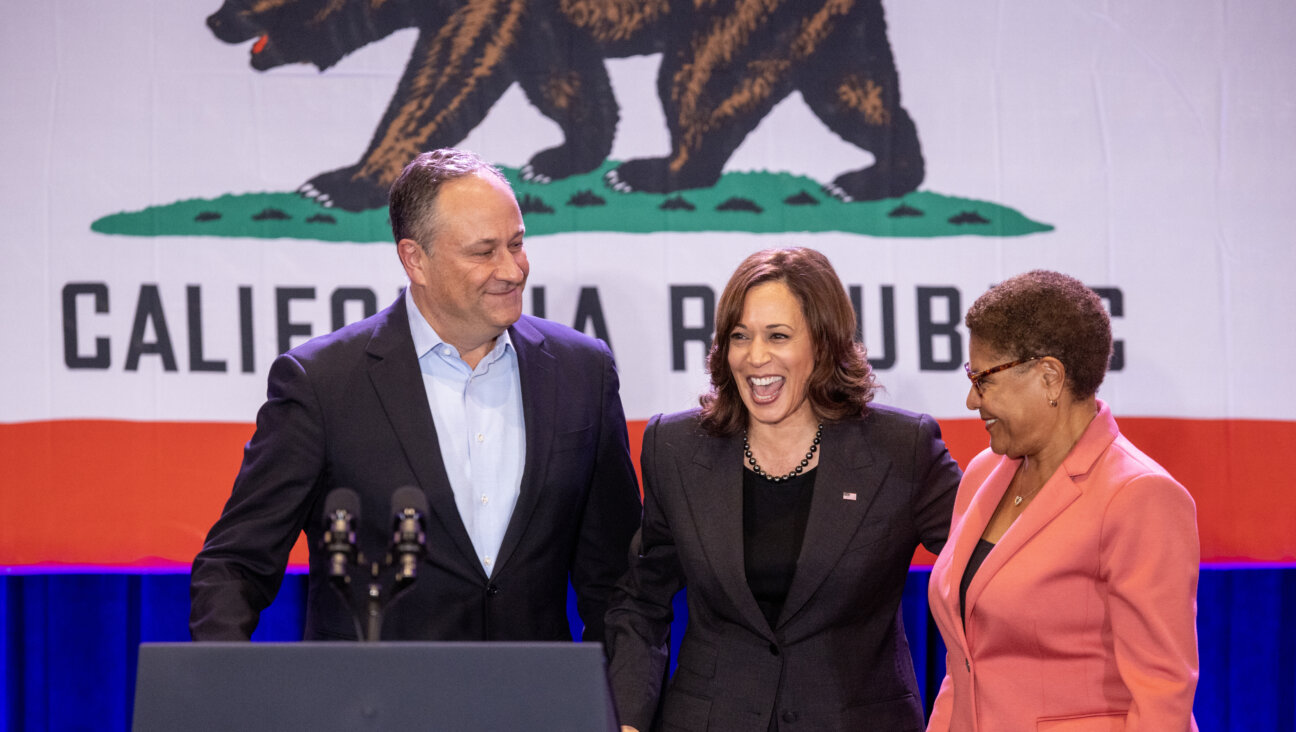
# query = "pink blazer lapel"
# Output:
<box><xmin>963</xmin><ymin>470</ymin><xmax>1083</xmax><ymax>622</ymax></box>
<box><xmin>936</xmin><ymin>457</ymin><xmax>1017</xmax><ymax>647</ymax></box>
<box><xmin>961</xmin><ymin>402</ymin><xmax>1120</xmax><ymax>626</ymax></box>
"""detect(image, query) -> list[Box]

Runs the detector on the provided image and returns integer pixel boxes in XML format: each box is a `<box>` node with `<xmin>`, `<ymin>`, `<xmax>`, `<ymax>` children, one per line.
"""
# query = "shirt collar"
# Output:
<box><xmin>404</xmin><ymin>286</ymin><xmax>514</xmax><ymax>363</ymax></box>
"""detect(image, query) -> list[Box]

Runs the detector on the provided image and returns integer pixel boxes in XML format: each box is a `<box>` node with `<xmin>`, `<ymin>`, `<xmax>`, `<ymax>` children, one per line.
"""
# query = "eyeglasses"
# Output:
<box><xmin>963</xmin><ymin>357</ymin><xmax>1042</xmax><ymax>395</ymax></box>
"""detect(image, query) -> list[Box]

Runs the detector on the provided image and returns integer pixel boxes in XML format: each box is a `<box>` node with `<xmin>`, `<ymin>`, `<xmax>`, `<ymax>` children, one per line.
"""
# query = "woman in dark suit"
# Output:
<box><xmin>605</xmin><ymin>247</ymin><xmax>962</xmax><ymax>731</ymax></box>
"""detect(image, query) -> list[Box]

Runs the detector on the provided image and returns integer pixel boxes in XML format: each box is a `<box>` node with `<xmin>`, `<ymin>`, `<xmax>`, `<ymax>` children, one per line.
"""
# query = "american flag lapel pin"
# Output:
<box><xmin>842</xmin><ymin>492</ymin><xmax>857</xmax><ymax>501</ymax></box>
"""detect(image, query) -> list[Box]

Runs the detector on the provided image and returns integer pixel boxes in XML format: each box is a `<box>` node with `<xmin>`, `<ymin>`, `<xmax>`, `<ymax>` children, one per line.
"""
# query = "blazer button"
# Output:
<box><xmin>767</xmin><ymin>643</ymin><xmax>780</xmax><ymax>656</ymax></box>
<box><xmin>486</xmin><ymin>584</ymin><xmax>501</xmax><ymax>597</ymax></box>
<box><xmin>781</xmin><ymin>711</ymin><xmax>798</xmax><ymax>723</ymax></box>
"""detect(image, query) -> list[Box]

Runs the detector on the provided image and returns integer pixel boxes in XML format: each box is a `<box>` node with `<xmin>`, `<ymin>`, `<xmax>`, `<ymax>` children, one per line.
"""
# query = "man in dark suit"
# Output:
<box><xmin>190</xmin><ymin>148</ymin><xmax>641</xmax><ymax>643</ymax></box>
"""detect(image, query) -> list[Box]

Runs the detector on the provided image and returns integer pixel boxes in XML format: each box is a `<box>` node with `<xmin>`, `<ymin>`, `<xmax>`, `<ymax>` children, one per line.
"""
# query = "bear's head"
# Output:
<box><xmin>206</xmin><ymin>0</ymin><xmax>432</xmax><ymax>72</ymax></box>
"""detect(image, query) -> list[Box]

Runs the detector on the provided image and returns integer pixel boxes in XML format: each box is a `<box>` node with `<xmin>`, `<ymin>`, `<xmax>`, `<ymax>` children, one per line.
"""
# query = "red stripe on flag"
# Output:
<box><xmin>2</xmin><ymin>416</ymin><xmax>1292</xmax><ymax>568</ymax></box>
<box><xmin>1</xmin><ymin>420</ymin><xmax>261</xmax><ymax>569</ymax></box>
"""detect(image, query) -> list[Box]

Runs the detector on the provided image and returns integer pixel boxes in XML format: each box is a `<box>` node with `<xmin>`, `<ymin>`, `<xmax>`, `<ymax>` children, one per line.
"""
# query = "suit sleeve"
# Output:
<box><xmin>189</xmin><ymin>352</ymin><xmax>327</xmax><ymax>640</ymax></box>
<box><xmin>1101</xmin><ymin>472</ymin><xmax>1200</xmax><ymax>730</ymax></box>
<box><xmin>912</xmin><ymin>413</ymin><xmax>962</xmax><ymax>556</ymax></box>
<box><xmin>569</xmin><ymin>342</ymin><xmax>644</xmax><ymax>644</ymax></box>
<box><xmin>604</xmin><ymin>416</ymin><xmax>682</xmax><ymax>731</ymax></box>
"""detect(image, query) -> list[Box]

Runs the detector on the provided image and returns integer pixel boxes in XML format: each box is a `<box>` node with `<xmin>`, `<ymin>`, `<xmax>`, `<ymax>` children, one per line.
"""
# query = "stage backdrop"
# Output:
<box><xmin>2</xmin><ymin>0</ymin><xmax>1294</xmax><ymax>729</ymax></box>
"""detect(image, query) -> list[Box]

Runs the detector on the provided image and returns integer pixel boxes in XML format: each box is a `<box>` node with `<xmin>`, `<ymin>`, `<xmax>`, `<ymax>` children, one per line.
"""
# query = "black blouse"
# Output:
<box><xmin>743</xmin><ymin>467</ymin><xmax>817</xmax><ymax>628</ymax></box>
<box><xmin>960</xmin><ymin>538</ymin><xmax>996</xmax><ymax>627</ymax></box>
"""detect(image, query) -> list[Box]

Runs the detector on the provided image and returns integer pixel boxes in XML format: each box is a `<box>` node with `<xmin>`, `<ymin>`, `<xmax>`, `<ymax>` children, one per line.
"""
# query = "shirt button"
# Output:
<box><xmin>480</xmin><ymin>494</ymin><xmax>489</xmax><ymax>505</ymax></box>
<box><xmin>484</xmin><ymin>556</ymin><xmax>493</xmax><ymax>566</ymax></box>
<box><xmin>475</xmin><ymin>433</ymin><xmax>485</xmax><ymax>443</ymax></box>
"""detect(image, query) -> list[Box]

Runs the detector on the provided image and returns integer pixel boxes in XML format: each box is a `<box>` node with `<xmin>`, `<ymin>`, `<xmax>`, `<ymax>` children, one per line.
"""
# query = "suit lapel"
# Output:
<box><xmin>962</xmin><ymin>466</ymin><xmax>1091</xmax><ymax>629</ymax></box>
<box><xmin>777</xmin><ymin>420</ymin><xmax>888</xmax><ymax>627</ymax></box>
<box><xmin>679</xmin><ymin>433</ymin><xmax>774</xmax><ymax>637</ymax></box>
<box><xmin>963</xmin><ymin>405</ymin><xmax>1119</xmax><ymax>619</ymax></box>
<box><xmin>493</xmin><ymin>316</ymin><xmax>553</xmax><ymax>573</ymax></box>
<box><xmin>940</xmin><ymin>456</ymin><xmax>1017</xmax><ymax>630</ymax></box>
<box><xmin>938</xmin><ymin>453</ymin><xmax>1016</xmax><ymax>637</ymax></box>
<box><xmin>963</xmin><ymin>470</ymin><xmax>1081</xmax><ymax>625</ymax></box>
<box><xmin>365</xmin><ymin>295</ymin><xmax>483</xmax><ymax>577</ymax></box>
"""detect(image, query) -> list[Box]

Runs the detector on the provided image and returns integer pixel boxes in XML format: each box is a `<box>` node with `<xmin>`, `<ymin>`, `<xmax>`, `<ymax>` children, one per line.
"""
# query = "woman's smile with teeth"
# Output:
<box><xmin>748</xmin><ymin>375</ymin><xmax>785</xmax><ymax>403</ymax></box>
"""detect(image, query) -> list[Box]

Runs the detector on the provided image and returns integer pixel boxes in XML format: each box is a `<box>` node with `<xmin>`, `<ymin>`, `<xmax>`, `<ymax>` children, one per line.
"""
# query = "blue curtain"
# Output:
<box><xmin>3</xmin><ymin>568</ymin><xmax>1292</xmax><ymax>731</ymax></box>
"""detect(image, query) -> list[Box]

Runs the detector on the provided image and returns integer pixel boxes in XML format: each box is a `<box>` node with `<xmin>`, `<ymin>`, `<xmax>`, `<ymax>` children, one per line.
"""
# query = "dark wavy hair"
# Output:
<box><xmin>698</xmin><ymin>247</ymin><xmax>878</xmax><ymax>436</ymax></box>
<box><xmin>964</xmin><ymin>270</ymin><xmax>1112</xmax><ymax>399</ymax></box>
<box><xmin>388</xmin><ymin>148</ymin><xmax>512</xmax><ymax>249</ymax></box>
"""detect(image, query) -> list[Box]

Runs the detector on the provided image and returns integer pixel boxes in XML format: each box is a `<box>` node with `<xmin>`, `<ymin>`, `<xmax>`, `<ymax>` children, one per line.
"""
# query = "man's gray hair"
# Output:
<box><xmin>388</xmin><ymin>148</ymin><xmax>512</xmax><ymax>249</ymax></box>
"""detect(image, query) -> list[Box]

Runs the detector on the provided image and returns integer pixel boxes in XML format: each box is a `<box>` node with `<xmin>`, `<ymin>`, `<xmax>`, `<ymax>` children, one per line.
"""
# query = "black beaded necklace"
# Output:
<box><xmin>743</xmin><ymin>423</ymin><xmax>823</xmax><ymax>483</ymax></box>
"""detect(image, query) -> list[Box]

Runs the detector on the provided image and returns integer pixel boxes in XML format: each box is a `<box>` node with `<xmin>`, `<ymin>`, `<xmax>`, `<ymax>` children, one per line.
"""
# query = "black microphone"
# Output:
<box><xmin>322</xmin><ymin>488</ymin><xmax>360</xmax><ymax>583</ymax></box>
<box><xmin>390</xmin><ymin>486</ymin><xmax>428</xmax><ymax>585</ymax></box>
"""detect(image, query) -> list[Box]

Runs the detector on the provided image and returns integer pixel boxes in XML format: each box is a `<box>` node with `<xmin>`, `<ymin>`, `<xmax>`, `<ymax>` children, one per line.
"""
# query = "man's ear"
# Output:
<box><xmin>396</xmin><ymin>238</ymin><xmax>426</xmax><ymax>285</ymax></box>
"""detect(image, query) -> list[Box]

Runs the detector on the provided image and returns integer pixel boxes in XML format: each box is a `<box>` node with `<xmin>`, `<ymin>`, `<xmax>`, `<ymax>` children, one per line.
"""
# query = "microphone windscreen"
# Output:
<box><xmin>324</xmin><ymin>487</ymin><xmax>361</xmax><ymax>523</ymax></box>
<box><xmin>391</xmin><ymin>485</ymin><xmax>428</xmax><ymax>517</ymax></box>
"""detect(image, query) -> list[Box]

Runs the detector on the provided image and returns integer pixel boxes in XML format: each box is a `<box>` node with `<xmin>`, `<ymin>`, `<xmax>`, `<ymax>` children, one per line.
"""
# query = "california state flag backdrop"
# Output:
<box><xmin>2</xmin><ymin>0</ymin><xmax>1293</xmax><ymax>568</ymax></box>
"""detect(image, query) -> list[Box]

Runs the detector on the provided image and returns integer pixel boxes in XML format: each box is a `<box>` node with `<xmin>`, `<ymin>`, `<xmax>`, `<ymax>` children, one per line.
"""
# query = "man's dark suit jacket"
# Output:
<box><xmin>190</xmin><ymin>295</ymin><xmax>641</xmax><ymax>642</ymax></box>
<box><xmin>605</xmin><ymin>406</ymin><xmax>961</xmax><ymax>732</ymax></box>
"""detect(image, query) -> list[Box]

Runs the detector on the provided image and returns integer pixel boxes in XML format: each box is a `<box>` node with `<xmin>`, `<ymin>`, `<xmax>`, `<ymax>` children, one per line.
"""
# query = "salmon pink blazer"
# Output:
<box><xmin>927</xmin><ymin>401</ymin><xmax>1199</xmax><ymax>731</ymax></box>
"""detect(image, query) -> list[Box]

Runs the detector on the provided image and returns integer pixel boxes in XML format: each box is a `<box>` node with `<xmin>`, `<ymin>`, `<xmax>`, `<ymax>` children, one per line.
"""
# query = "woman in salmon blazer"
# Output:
<box><xmin>927</xmin><ymin>270</ymin><xmax>1200</xmax><ymax>731</ymax></box>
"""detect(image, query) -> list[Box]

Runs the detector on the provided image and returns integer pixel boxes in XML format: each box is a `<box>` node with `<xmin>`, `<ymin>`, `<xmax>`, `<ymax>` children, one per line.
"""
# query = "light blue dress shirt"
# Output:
<box><xmin>405</xmin><ymin>288</ymin><xmax>525</xmax><ymax>577</ymax></box>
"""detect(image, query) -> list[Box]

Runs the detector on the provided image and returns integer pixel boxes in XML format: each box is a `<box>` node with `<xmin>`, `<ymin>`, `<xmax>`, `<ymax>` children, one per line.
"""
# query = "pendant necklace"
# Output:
<box><xmin>1012</xmin><ymin>477</ymin><xmax>1044</xmax><ymax>506</ymax></box>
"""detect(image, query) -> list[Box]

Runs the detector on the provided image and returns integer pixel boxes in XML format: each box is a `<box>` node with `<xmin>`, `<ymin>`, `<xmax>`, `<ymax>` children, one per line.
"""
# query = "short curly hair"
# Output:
<box><xmin>965</xmin><ymin>270</ymin><xmax>1112</xmax><ymax>399</ymax></box>
<box><xmin>699</xmin><ymin>247</ymin><xmax>878</xmax><ymax>436</ymax></box>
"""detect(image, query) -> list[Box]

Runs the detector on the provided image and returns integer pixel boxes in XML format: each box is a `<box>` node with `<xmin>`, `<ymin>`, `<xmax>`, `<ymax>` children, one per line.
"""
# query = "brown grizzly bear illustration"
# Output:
<box><xmin>207</xmin><ymin>0</ymin><xmax>924</xmax><ymax>211</ymax></box>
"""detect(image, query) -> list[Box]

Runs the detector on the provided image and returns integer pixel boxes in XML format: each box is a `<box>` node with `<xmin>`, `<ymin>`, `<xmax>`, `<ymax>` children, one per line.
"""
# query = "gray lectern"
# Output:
<box><xmin>132</xmin><ymin>642</ymin><xmax>619</xmax><ymax>731</ymax></box>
